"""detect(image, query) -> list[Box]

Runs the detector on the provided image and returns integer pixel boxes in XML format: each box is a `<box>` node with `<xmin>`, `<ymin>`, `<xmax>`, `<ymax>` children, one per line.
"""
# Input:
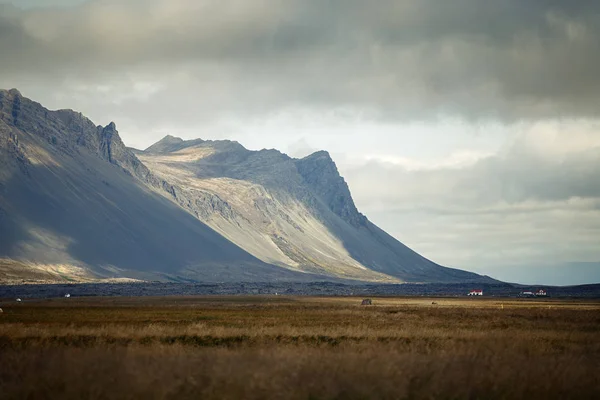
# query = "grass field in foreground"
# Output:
<box><xmin>1</xmin><ymin>296</ymin><xmax>599</xmax><ymax>399</ymax></box>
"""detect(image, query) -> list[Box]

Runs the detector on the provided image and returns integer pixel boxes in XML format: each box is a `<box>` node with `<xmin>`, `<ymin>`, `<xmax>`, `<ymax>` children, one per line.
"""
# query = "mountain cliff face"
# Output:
<box><xmin>295</xmin><ymin>150</ymin><xmax>366</xmax><ymax>228</ymax></box>
<box><xmin>137</xmin><ymin>137</ymin><xmax>488</xmax><ymax>283</ymax></box>
<box><xmin>0</xmin><ymin>89</ymin><xmax>317</xmax><ymax>283</ymax></box>
<box><xmin>0</xmin><ymin>89</ymin><xmax>492</xmax><ymax>283</ymax></box>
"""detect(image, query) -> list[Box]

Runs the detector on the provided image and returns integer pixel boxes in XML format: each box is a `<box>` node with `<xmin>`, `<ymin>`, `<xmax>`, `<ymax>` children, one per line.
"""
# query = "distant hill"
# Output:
<box><xmin>0</xmin><ymin>89</ymin><xmax>494</xmax><ymax>284</ymax></box>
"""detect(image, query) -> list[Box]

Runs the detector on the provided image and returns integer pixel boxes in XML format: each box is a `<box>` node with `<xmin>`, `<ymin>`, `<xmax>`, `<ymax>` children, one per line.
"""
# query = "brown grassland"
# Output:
<box><xmin>0</xmin><ymin>296</ymin><xmax>599</xmax><ymax>399</ymax></box>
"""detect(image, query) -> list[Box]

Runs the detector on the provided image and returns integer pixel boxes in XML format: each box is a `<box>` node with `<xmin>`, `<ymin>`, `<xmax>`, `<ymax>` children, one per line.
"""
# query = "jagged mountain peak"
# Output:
<box><xmin>295</xmin><ymin>150</ymin><xmax>365</xmax><ymax>227</ymax></box>
<box><xmin>0</xmin><ymin>88</ymin><xmax>22</xmax><ymax>100</ymax></box>
<box><xmin>255</xmin><ymin>147</ymin><xmax>291</xmax><ymax>161</ymax></box>
<box><xmin>99</xmin><ymin>121</ymin><xmax>123</xmax><ymax>164</ymax></box>
<box><xmin>297</xmin><ymin>150</ymin><xmax>341</xmax><ymax>183</ymax></box>
<box><xmin>301</xmin><ymin>150</ymin><xmax>332</xmax><ymax>160</ymax></box>
<box><xmin>6</xmin><ymin>88</ymin><xmax>22</xmax><ymax>97</ymax></box>
<box><xmin>156</xmin><ymin>134</ymin><xmax>184</xmax><ymax>145</ymax></box>
<box><xmin>145</xmin><ymin>135</ymin><xmax>250</xmax><ymax>156</ymax></box>
<box><xmin>0</xmin><ymin>89</ymin><xmax>145</xmax><ymax>179</ymax></box>
<box><xmin>144</xmin><ymin>135</ymin><xmax>187</xmax><ymax>153</ymax></box>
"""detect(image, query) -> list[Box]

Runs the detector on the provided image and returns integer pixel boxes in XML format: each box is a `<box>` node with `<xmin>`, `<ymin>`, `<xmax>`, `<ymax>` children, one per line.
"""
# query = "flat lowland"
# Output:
<box><xmin>0</xmin><ymin>296</ymin><xmax>599</xmax><ymax>399</ymax></box>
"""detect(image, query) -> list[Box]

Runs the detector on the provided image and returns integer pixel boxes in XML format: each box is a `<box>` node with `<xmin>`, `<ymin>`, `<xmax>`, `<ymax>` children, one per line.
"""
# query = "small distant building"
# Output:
<box><xmin>15</xmin><ymin>298</ymin><xmax>22</xmax><ymax>302</ymax></box>
<box><xmin>468</xmin><ymin>289</ymin><xmax>483</xmax><ymax>296</ymax></box>
<box><xmin>536</xmin><ymin>289</ymin><xmax>547</xmax><ymax>296</ymax></box>
<box><xmin>64</xmin><ymin>294</ymin><xmax>71</xmax><ymax>298</ymax></box>
<box><xmin>520</xmin><ymin>291</ymin><xmax>535</xmax><ymax>297</ymax></box>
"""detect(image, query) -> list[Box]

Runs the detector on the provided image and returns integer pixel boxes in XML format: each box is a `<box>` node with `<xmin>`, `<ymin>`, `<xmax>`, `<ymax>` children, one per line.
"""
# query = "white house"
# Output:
<box><xmin>468</xmin><ymin>289</ymin><xmax>483</xmax><ymax>296</ymax></box>
<box><xmin>536</xmin><ymin>289</ymin><xmax>547</xmax><ymax>296</ymax></box>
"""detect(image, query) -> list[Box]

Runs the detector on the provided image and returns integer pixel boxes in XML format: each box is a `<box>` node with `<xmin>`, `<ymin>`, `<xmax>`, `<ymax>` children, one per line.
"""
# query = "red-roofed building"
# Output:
<box><xmin>468</xmin><ymin>289</ymin><xmax>483</xmax><ymax>296</ymax></box>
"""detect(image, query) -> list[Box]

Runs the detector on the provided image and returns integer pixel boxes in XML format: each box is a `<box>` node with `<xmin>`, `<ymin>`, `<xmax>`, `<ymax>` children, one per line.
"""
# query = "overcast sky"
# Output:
<box><xmin>1</xmin><ymin>0</ymin><xmax>599</xmax><ymax>285</ymax></box>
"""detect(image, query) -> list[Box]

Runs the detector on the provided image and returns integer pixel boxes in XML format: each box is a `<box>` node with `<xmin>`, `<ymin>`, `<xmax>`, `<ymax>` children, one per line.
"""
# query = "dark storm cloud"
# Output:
<box><xmin>1</xmin><ymin>0</ymin><xmax>600</xmax><ymax>120</ymax></box>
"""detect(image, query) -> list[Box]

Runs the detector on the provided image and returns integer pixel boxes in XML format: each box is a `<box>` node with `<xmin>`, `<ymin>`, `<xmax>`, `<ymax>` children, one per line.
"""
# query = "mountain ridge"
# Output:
<box><xmin>0</xmin><ymin>89</ymin><xmax>320</xmax><ymax>283</ymax></box>
<box><xmin>137</xmin><ymin>133</ymin><xmax>491</xmax><ymax>283</ymax></box>
<box><xmin>0</xmin><ymin>89</ymin><xmax>494</xmax><ymax>284</ymax></box>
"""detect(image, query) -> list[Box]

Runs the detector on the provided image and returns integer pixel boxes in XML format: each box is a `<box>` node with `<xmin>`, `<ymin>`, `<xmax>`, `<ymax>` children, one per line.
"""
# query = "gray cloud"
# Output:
<box><xmin>345</xmin><ymin>126</ymin><xmax>600</xmax><ymax>209</ymax></box>
<box><xmin>1</xmin><ymin>0</ymin><xmax>600</xmax><ymax>121</ymax></box>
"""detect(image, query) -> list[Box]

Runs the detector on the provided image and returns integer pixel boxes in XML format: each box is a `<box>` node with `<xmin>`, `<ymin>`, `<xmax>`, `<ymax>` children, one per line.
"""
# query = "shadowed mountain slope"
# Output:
<box><xmin>0</xmin><ymin>89</ymin><xmax>321</xmax><ymax>282</ymax></box>
<box><xmin>0</xmin><ymin>89</ymin><xmax>492</xmax><ymax>283</ymax></box>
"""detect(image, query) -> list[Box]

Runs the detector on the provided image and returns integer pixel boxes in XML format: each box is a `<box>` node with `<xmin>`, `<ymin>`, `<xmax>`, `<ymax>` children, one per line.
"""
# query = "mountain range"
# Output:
<box><xmin>0</xmin><ymin>89</ymin><xmax>493</xmax><ymax>284</ymax></box>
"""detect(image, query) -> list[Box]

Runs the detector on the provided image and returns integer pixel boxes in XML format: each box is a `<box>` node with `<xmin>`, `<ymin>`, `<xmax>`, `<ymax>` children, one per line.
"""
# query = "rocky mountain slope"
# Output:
<box><xmin>0</xmin><ymin>89</ymin><xmax>492</xmax><ymax>283</ymax></box>
<box><xmin>0</xmin><ymin>89</ymin><xmax>319</xmax><ymax>283</ymax></box>
<box><xmin>137</xmin><ymin>136</ymin><xmax>489</xmax><ymax>283</ymax></box>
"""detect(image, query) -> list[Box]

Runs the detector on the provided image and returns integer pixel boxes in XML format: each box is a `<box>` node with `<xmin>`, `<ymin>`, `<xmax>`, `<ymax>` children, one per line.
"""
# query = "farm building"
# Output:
<box><xmin>536</xmin><ymin>289</ymin><xmax>547</xmax><ymax>296</ymax></box>
<box><xmin>468</xmin><ymin>289</ymin><xmax>483</xmax><ymax>296</ymax></box>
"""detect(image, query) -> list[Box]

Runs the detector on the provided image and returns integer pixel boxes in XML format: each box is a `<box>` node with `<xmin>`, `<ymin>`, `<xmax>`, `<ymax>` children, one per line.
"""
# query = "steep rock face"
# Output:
<box><xmin>138</xmin><ymin>135</ymin><xmax>492</xmax><ymax>283</ymax></box>
<box><xmin>137</xmin><ymin>139</ymin><xmax>384</xmax><ymax>281</ymax></box>
<box><xmin>0</xmin><ymin>89</ymin><xmax>492</xmax><ymax>283</ymax></box>
<box><xmin>295</xmin><ymin>151</ymin><xmax>366</xmax><ymax>228</ymax></box>
<box><xmin>0</xmin><ymin>121</ymin><xmax>29</xmax><ymax>178</ymax></box>
<box><xmin>0</xmin><ymin>89</ymin><xmax>150</xmax><ymax>179</ymax></box>
<box><xmin>0</xmin><ymin>89</ymin><xmax>317</xmax><ymax>283</ymax></box>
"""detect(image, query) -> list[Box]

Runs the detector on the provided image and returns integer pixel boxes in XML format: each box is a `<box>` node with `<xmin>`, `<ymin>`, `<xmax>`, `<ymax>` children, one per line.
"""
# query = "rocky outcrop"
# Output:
<box><xmin>144</xmin><ymin>135</ymin><xmax>186</xmax><ymax>153</ymax></box>
<box><xmin>0</xmin><ymin>89</ymin><xmax>150</xmax><ymax>179</ymax></box>
<box><xmin>0</xmin><ymin>121</ymin><xmax>30</xmax><ymax>176</ymax></box>
<box><xmin>296</xmin><ymin>151</ymin><xmax>366</xmax><ymax>228</ymax></box>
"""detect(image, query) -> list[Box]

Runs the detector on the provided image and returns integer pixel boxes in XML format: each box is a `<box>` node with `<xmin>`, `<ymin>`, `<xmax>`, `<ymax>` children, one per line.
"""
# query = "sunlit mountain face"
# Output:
<box><xmin>0</xmin><ymin>89</ymin><xmax>492</xmax><ymax>283</ymax></box>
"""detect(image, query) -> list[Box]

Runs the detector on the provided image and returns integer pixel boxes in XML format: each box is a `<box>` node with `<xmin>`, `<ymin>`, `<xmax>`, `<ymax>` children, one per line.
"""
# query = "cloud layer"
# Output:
<box><xmin>343</xmin><ymin>123</ymin><xmax>600</xmax><ymax>283</ymax></box>
<box><xmin>2</xmin><ymin>0</ymin><xmax>600</xmax><ymax>122</ymax></box>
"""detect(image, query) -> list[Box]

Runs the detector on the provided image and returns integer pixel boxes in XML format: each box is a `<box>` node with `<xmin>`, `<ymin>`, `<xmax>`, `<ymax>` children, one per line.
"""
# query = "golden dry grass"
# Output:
<box><xmin>0</xmin><ymin>296</ymin><xmax>599</xmax><ymax>399</ymax></box>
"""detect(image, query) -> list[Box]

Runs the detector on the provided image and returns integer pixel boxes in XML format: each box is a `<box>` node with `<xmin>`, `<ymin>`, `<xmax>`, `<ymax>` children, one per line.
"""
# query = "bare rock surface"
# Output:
<box><xmin>0</xmin><ymin>89</ymin><xmax>315</xmax><ymax>283</ymax></box>
<box><xmin>137</xmin><ymin>135</ymin><xmax>490</xmax><ymax>283</ymax></box>
<box><xmin>0</xmin><ymin>89</ymin><xmax>493</xmax><ymax>284</ymax></box>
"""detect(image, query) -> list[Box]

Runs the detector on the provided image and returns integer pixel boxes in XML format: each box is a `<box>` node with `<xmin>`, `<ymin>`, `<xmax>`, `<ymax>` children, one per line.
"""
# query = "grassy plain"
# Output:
<box><xmin>0</xmin><ymin>296</ymin><xmax>599</xmax><ymax>399</ymax></box>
